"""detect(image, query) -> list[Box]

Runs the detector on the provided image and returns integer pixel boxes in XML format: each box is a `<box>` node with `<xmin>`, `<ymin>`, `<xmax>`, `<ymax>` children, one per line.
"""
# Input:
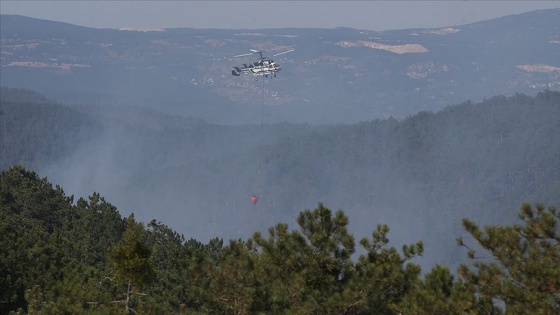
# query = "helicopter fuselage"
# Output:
<box><xmin>232</xmin><ymin>48</ymin><xmax>293</xmax><ymax>78</ymax></box>
<box><xmin>232</xmin><ymin>59</ymin><xmax>280</xmax><ymax>77</ymax></box>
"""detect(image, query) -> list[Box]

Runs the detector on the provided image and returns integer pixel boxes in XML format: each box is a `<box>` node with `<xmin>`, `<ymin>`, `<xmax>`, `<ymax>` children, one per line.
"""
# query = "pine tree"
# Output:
<box><xmin>458</xmin><ymin>203</ymin><xmax>560</xmax><ymax>314</ymax></box>
<box><xmin>345</xmin><ymin>224</ymin><xmax>423</xmax><ymax>314</ymax></box>
<box><xmin>109</xmin><ymin>214</ymin><xmax>154</xmax><ymax>313</ymax></box>
<box><xmin>250</xmin><ymin>203</ymin><xmax>356</xmax><ymax>313</ymax></box>
<box><xmin>397</xmin><ymin>265</ymin><xmax>498</xmax><ymax>314</ymax></box>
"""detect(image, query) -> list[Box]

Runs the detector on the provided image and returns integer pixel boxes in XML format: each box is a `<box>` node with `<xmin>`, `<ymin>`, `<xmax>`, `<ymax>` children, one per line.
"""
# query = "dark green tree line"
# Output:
<box><xmin>1</xmin><ymin>165</ymin><xmax>559</xmax><ymax>314</ymax></box>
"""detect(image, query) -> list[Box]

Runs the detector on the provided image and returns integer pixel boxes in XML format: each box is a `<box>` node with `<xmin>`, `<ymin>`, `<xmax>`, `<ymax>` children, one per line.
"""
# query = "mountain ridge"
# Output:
<box><xmin>1</xmin><ymin>9</ymin><xmax>559</xmax><ymax>124</ymax></box>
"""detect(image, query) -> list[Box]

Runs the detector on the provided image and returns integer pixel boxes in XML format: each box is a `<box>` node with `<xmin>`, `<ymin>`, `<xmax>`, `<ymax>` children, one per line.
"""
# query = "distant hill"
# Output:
<box><xmin>1</xmin><ymin>9</ymin><xmax>559</xmax><ymax>123</ymax></box>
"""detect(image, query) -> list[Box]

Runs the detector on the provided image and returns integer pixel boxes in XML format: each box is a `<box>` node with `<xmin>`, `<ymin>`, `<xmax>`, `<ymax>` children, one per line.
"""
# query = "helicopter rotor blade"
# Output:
<box><xmin>234</xmin><ymin>49</ymin><xmax>263</xmax><ymax>58</ymax></box>
<box><xmin>233</xmin><ymin>52</ymin><xmax>255</xmax><ymax>57</ymax></box>
<box><xmin>272</xmin><ymin>49</ymin><xmax>295</xmax><ymax>57</ymax></box>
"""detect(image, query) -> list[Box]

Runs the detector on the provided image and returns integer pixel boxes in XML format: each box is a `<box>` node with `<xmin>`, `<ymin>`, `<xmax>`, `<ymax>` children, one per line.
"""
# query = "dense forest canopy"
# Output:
<box><xmin>1</xmin><ymin>87</ymin><xmax>559</xmax><ymax>271</ymax></box>
<box><xmin>1</xmin><ymin>165</ymin><xmax>558</xmax><ymax>314</ymax></box>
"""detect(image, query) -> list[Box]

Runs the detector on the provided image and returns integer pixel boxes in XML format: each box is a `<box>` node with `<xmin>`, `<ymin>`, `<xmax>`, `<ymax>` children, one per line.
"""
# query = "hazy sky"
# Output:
<box><xmin>1</xmin><ymin>1</ymin><xmax>559</xmax><ymax>31</ymax></box>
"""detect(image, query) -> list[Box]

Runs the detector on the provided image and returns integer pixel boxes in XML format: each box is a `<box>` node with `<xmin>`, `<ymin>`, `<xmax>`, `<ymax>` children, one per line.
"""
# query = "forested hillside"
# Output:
<box><xmin>0</xmin><ymin>87</ymin><xmax>101</xmax><ymax>170</ymax></box>
<box><xmin>1</xmin><ymin>166</ymin><xmax>558</xmax><ymax>314</ymax></box>
<box><xmin>1</xmin><ymin>88</ymin><xmax>559</xmax><ymax>270</ymax></box>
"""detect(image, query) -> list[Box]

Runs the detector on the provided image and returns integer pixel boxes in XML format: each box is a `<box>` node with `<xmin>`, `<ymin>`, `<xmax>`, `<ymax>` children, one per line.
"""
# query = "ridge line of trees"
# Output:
<box><xmin>1</xmin><ymin>165</ymin><xmax>558</xmax><ymax>314</ymax></box>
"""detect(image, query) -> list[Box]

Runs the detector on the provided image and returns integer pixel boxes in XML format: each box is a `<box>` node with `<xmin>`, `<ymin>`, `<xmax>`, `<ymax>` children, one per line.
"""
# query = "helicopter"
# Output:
<box><xmin>231</xmin><ymin>49</ymin><xmax>294</xmax><ymax>79</ymax></box>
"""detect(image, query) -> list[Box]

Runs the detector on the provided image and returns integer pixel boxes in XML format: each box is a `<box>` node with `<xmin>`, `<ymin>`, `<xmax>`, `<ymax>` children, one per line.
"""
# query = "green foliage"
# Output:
<box><xmin>345</xmin><ymin>224</ymin><xmax>423</xmax><ymax>314</ymax></box>
<box><xmin>246</xmin><ymin>203</ymin><xmax>425</xmax><ymax>314</ymax></box>
<box><xmin>458</xmin><ymin>203</ymin><xmax>560</xmax><ymax>314</ymax></box>
<box><xmin>249</xmin><ymin>203</ymin><xmax>357</xmax><ymax>313</ymax></box>
<box><xmin>110</xmin><ymin>215</ymin><xmax>153</xmax><ymax>288</ymax></box>
<box><xmin>143</xmin><ymin>220</ymin><xmax>190</xmax><ymax>313</ymax></box>
<box><xmin>397</xmin><ymin>265</ymin><xmax>499</xmax><ymax>314</ymax></box>
<box><xmin>196</xmin><ymin>239</ymin><xmax>258</xmax><ymax>314</ymax></box>
<box><xmin>108</xmin><ymin>214</ymin><xmax>154</xmax><ymax>313</ymax></box>
<box><xmin>73</xmin><ymin>193</ymin><xmax>125</xmax><ymax>269</ymax></box>
<box><xmin>0</xmin><ymin>92</ymin><xmax>100</xmax><ymax>171</ymax></box>
<box><xmin>0</xmin><ymin>165</ymin><xmax>75</xmax><ymax>313</ymax></box>
<box><xmin>2</xmin><ymin>165</ymin><xmax>559</xmax><ymax>314</ymax></box>
<box><xmin>0</xmin><ymin>165</ymin><xmax>126</xmax><ymax>314</ymax></box>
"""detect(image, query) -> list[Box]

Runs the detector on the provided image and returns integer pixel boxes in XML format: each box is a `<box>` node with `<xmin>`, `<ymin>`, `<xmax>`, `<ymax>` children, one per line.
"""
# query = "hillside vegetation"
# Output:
<box><xmin>1</xmin><ymin>165</ymin><xmax>559</xmax><ymax>314</ymax></box>
<box><xmin>1</xmin><ymin>87</ymin><xmax>559</xmax><ymax>270</ymax></box>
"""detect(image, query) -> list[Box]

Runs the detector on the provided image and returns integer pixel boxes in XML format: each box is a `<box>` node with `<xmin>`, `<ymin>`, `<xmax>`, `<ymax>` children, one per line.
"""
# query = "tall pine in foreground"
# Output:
<box><xmin>250</xmin><ymin>203</ymin><xmax>357</xmax><ymax>313</ymax></box>
<box><xmin>109</xmin><ymin>215</ymin><xmax>154</xmax><ymax>314</ymax></box>
<box><xmin>457</xmin><ymin>203</ymin><xmax>560</xmax><ymax>314</ymax></box>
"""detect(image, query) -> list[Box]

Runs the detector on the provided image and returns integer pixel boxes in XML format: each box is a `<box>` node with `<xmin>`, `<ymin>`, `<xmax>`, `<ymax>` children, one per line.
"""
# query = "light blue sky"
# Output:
<box><xmin>1</xmin><ymin>1</ymin><xmax>559</xmax><ymax>31</ymax></box>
